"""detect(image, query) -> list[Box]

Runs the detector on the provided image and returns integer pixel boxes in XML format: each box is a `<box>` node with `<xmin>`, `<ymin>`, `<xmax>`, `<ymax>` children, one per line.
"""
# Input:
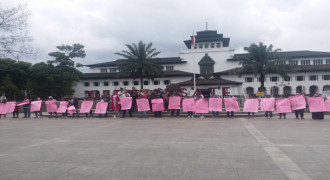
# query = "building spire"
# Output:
<box><xmin>206</xmin><ymin>19</ymin><xmax>208</xmax><ymax>30</ymax></box>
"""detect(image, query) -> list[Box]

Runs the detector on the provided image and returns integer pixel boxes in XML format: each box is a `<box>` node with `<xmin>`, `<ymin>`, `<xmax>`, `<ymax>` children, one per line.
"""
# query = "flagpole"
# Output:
<box><xmin>192</xmin><ymin>31</ymin><xmax>196</xmax><ymax>92</ymax></box>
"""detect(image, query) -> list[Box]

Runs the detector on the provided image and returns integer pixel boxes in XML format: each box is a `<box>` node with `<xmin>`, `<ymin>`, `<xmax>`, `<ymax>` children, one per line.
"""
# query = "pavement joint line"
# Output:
<box><xmin>239</xmin><ymin>118</ymin><xmax>311</xmax><ymax>180</ymax></box>
<box><xmin>0</xmin><ymin>120</ymin><xmax>123</xmax><ymax>157</ymax></box>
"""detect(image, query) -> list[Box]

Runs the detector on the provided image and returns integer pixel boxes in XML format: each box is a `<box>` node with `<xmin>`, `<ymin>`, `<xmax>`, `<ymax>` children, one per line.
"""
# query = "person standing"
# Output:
<box><xmin>110</xmin><ymin>91</ymin><xmax>120</xmax><ymax>118</ymax></box>
<box><xmin>311</xmin><ymin>92</ymin><xmax>325</xmax><ymax>120</ymax></box>
<box><xmin>22</xmin><ymin>97</ymin><xmax>31</xmax><ymax>118</ymax></box>
<box><xmin>72</xmin><ymin>97</ymin><xmax>79</xmax><ymax>118</ymax></box>
<box><xmin>277</xmin><ymin>95</ymin><xmax>287</xmax><ymax>119</ymax></box>
<box><xmin>34</xmin><ymin>97</ymin><xmax>43</xmax><ymax>118</ymax></box>
<box><xmin>121</xmin><ymin>91</ymin><xmax>133</xmax><ymax>118</ymax></box>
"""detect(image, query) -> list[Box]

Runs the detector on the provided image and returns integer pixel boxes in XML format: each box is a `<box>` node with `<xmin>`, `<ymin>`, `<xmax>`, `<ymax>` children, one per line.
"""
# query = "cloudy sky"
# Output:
<box><xmin>1</xmin><ymin>0</ymin><xmax>330</xmax><ymax>69</ymax></box>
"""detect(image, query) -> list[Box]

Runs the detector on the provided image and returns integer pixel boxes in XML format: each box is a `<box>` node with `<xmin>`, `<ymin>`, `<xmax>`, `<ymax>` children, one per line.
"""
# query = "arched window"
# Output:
<box><xmin>258</xmin><ymin>87</ymin><xmax>266</xmax><ymax>93</ymax></box>
<box><xmin>283</xmin><ymin>86</ymin><xmax>292</xmax><ymax>96</ymax></box>
<box><xmin>323</xmin><ymin>85</ymin><xmax>330</xmax><ymax>91</ymax></box>
<box><xmin>309</xmin><ymin>86</ymin><xmax>318</xmax><ymax>96</ymax></box>
<box><xmin>296</xmin><ymin>86</ymin><xmax>303</xmax><ymax>94</ymax></box>
<box><xmin>246</xmin><ymin>87</ymin><xmax>254</xmax><ymax>95</ymax></box>
<box><xmin>270</xmin><ymin>86</ymin><xmax>279</xmax><ymax>97</ymax></box>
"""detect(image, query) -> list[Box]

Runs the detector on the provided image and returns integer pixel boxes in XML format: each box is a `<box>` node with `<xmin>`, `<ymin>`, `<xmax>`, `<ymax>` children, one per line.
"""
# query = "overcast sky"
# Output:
<box><xmin>1</xmin><ymin>0</ymin><xmax>330</xmax><ymax>69</ymax></box>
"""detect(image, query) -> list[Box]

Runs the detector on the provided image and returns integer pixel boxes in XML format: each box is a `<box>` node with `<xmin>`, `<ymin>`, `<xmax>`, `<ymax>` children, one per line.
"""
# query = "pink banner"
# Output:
<box><xmin>182</xmin><ymin>98</ymin><xmax>195</xmax><ymax>112</ymax></box>
<box><xmin>195</xmin><ymin>99</ymin><xmax>209</xmax><ymax>113</ymax></box>
<box><xmin>120</xmin><ymin>97</ymin><xmax>132</xmax><ymax>110</ymax></box>
<box><xmin>276</xmin><ymin>98</ymin><xmax>292</xmax><ymax>113</ymax></box>
<box><xmin>224</xmin><ymin>97</ymin><xmax>240</xmax><ymax>111</ymax></box>
<box><xmin>136</xmin><ymin>99</ymin><xmax>150</xmax><ymax>112</ymax></box>
<box><xmin>67</xmin><ymin>105</ymin><xmax>76</xmax><ymax>114</ymax></box>
<box><xmin>325</xmin><ymin>97</ymin><xmax>330</xmax><ymax>112</ymax></box>
<box><xmin>307</xmin><ymin>97</ymin><xmax>326</xmax><ymax>112</ymax></box>
<box><xmin>30</xmin><ymin>101</ymin><xmax>42</xmax><ymax>112</ymax></box>
<box><xmin>79</xmin><ymin>101</ymin><xmax>93</xmax><ymax>113</ymax></box>
<box><xmin>168</xmin><ymin>96</ymin><xmax>181</xmax><ymax>109</ymax></box>
<box><xmin>0</xmin><ymin>103</ymin><xmax>6</xmax><ymax>114</ymax></box>
<box><xmin>5</xmin><ymin>102</ymin><xmax>16</xmax><ymax>113</ymax></box>
<box><xmin>208</xmin><ymin>98</ymin><xmax>222</xmax><ymax>112</ymax></box>
<box><xmin>289</xmin><ymin>95</ymin><xmax>306</xmax><ymax>110</ymax></box>
<box><xmin>243</xmin><ymin>99</ymin><xmax>259</xmax><ymax>113</ymax></box>
<box><xmin>45</xmin><ymin>100</ymin><xmax>57</xmax><ymax>112</ymax></box>
<box><xmin>260</xmin><ymin>98</ymin><xmax>275</xmax><ymax>111</ymax></box>
<box><xmin>57</xmin><ymin>101</ymin><xmax>69</xmax><ymax>113</ymax></box>
<box><xmin>151</xmin><ymin>99</ymin><xmax>164</xmax><ymax>112</ymax></box>
<box><xmin>94</xmin><ymin>102</ymin><xmax>108</xmax><ymax>114</ymax></box>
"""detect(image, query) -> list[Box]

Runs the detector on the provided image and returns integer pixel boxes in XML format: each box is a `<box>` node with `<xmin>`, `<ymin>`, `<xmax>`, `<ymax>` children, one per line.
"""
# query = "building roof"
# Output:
<box><xmin>86</xmin><ymin>57</ymin><xmax>186</xmax><ymax>67</ymax></box>
<box><xmin>198</xmin><ymin>53</ymin><xmax>215</xmax><ymax>65</ymax></box>
<box><xmin>184</xmin><ymin>30</ymin><xmax>230</xmax><ymax>49</ymax></box>
<box><xmin>178</xmin><ymin>78</ymin><xmax>242</xmax><ymax>86</ymax></box>
<box><xmin>228</xmin><ymin>50</ymin><xmax>330</xmax><ymax>61</ymax></box>
<box><xmin>80</xmin><ymin>70</ymin><xmax>195</xmax><ymax>80</ymax></box>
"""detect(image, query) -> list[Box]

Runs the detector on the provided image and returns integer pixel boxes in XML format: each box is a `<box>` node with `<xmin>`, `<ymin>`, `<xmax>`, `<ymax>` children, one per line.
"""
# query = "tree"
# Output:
<box><xmin>115</xmin><ymin>41</ymin><xmax>163</xmax><ymax>89</ymax></box>
<box><xmin>48</xmin><ymin>43</ymin><xmax>86</xmax><ymax>67</ymax></box>
<box><xmin>238</xmin><ymin>42</ymin><xmax>294</xmax><ymax>92</ymax></box>
<box><xmin>0</xmin><ymin>4</ymin><xmax>38</xmax><ymax>59</ymax></box>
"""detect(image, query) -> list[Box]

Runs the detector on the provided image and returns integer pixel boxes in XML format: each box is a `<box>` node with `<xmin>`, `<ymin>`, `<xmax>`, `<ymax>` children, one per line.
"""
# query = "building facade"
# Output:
<box><xmin>73</xmin><ymin>29</ymin><xmax>330</xmax><ymax>98</ymax></box>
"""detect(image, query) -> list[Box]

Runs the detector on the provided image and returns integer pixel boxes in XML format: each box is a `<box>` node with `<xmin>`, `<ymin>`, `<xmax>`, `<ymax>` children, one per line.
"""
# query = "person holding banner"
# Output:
<box><xmin>60</xmin><ymin>97</ymin><xmax>69</xmax><ymax>118</ymax></box>
<box><xmin>210</xmin><ymin>94</ymin><xmax>222</xmax><ymax>118</ymax></box>
<box><xmin>310</xmin><ymin>92</ymin><xmax>325</xmax><ymax>120</ymax></box>
<box><xmin>244</xmin><ymin>95</ymin><xmax>259</xmax><ymax>119</ymax></box>
<box><xmin>196</xmin><ymin>94</ymin><xmax>206</xmax><ymax>118</ymax></box>
<box><xmin>110</xmin><ymin>91</ymin><xmax>120</xmax><ymax>118</ymax></box>
<box><xmin>290</xmin><ymin>93</ymin><xmax>306</xmax><ymax>120</ymax></box>
<box><xmin>151</xmin><ymin>95</ymin><xmax>163</xmax><ymax>118</ymax></box>
<box><xmin>121</xmin><ymin>91</ymin><xmax>133</xmax><ymax>118</ymax></box>
<box><xmin>46</xmin><ymin>96</ymin><xmax>57</xmax><ymax>118</ymax></box>
<box><xmin>276</xmin><ymin>95</ymin><xmax>287</xmax><ymax>119</ymax></box>
<box><xmin>33</xmin><ymin>97</ymin><xmax>43</xmax><ymax>118</ymax></box>
<box><xmin>261</xmin><ymin>95</ymin><xmax>275</xmax><ymax>119</ymax></box>
<box><xmin>97</xmin><ymin>95</ymin><xmax>108</xmax><ymax>118</ymax></box>
<box><xmin>71</xmin><ymin>97</ymin><xmax>79</xmax><ymax>118</ymax></box>
<box><xmin>169</xmin><ymin>92</ymin><xmax>181</xmax><ymax>118</ymax></box>
<box><xmin>22</xmin><ymin>96</ymin><xmax>31</xmax><ymax>118</ymax></box>
<box><xmin>13</xmin><ymin>101</ymin><xmax>21</xmax><ymax>118</ymax></box>
<box><xmin>0</xmin><ymin>98</ymin><xmax>7</xmax><ymax>118</ymax></box>
<box><xmin>224</xmin><ymin>96</ymin><xmax>239</xmax><ymax>118</ymax></box>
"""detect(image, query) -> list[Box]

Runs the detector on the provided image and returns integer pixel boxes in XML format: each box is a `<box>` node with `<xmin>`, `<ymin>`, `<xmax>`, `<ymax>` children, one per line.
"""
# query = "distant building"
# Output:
<box><xmin>73</xmin><ymin>29</ymin><xmax>330</xmax><ymax>98</ymax></box>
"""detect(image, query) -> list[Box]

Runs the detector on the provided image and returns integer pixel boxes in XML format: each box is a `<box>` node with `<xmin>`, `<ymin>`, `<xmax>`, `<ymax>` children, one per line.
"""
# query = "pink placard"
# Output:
<box><xmin>94</xmin><ymin>102</ymin><xmax>108</xmax><ymax>114</ymax></box>
<box><xmin>136</xmin><ymin>99</ymin><xmax>150</xmax><ymax>112</ymax></box>
<box><xmin>45</xmin><ymin>100</ymin><xmax>57</xmax><ymax>112</ymax></box>
<box><xmin>208</xmin><ymin>98</ymin><xmax>222</xmax><ymax>112</ymax></box>
<box><xmin>260</xmin><ymin>98</ymin><xmax>275</xmax><ymax>111</ymax></box>
<box><xmin>325</xmin><ymin>97</ymin><xmax>330</xmax><ymax>112</ymax></box>
<box><xmin>289</xmin><ymin>95</ymin><xmax>306</xmax><ymax>110</ymax></box>
<box><xmin>168</xmin><ymin>96</ymin><xmax>181</xmax><ymax>109</ymax></box>
<box><xmin>79</xmin><ymin>101</ymin><xmax>94</xmax><ymax>113</ymax></box>
<box><xmin>243</xmin><ymin>99</ymin><xmax>259</xmax><ymax>113</ymax></box>
<box><xmin>5</xmin><ymin>102</ymin><xmax>16</xmax><ymax>113</ymax></box>
<box><xmin>30</xmin><ymin>101</ymin><xmax>42</xmax><ymax>112</ymax></box>
<box><xmin>57</xmin><ymin>101</ymin><xmax>69</xmax><ymax>113</ymax></box>
<box><xmin>67</xmin><ymin>105</ymin><xmax>76</xmax><ymax>114</ymax></box>
<box><xmin>182</xmin><ymin>98</ymin><xmax>195</xmax><ymax>112</ymax></box>
<box><xmin>120</xmin><ymin>97</ymin><xmax>132</xmax><ymax>110</ymax></box>
<box><xmin>151</xmin><ymin>99</ymin><xmax>164</xmax><ymax>112</ymax></box>
<box><xmin>0</xmin><ymin>103</ymin><xmax>6</xmax><ymax>114</ymax></box>
<box><xmin>224</xmin><ymin>97</ymin><xmax>240</xmax><ymax>111</ymax></box>
<box><xmin>17</xmin><ymin>100</ymin><xmax>29</xmax><ymax>106</ymax></box>
<box><xmin>276</xmin><ymin>98</ymin><xmax>292</xmax><ymax>113</ymax></box>
<box><xmin>307</xmin><ymin>97</ymin><xmax>326</xmax><ymax>112</ymax></box>
<box><xmin>195</xmin><ymin>99</ymin><xmax>209</xmax><ymax>113</ymax></box>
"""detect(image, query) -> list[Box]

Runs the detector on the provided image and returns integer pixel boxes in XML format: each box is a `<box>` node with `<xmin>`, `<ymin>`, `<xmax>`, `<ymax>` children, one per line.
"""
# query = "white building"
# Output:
<box><xmin>73</xmin><ymin>29</ymin><xmax>330</xmax><ymax>98</ymax></box>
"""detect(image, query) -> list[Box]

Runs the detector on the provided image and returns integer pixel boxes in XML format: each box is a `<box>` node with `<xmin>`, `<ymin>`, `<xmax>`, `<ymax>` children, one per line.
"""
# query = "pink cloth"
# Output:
<box><xmin>5</xmin><ymin>102</ymin><xmax>16</xmax><ymax>113</ymax></box>
<box><xmin>307</xmin><ymin>97</ymin><xmax>326</xmax><ymax>112</ymax></box>
<box><xmin>224</xmin><ymin>97</ymin><xmax>240</xmax><ymax>111</ymax></box>
<box><xmin>208</xmin><ymin>98</ymin><xmax>223</xmax><ymax>112</ymax></box>
<box><xmin>94</xmin><ymin>102</ymin><xmax>108</xmax><ymax>114</ymax></box>
<box><xmin>168</xmin><ymin>96</ymin><xmax>181</xmax><ymax>109</ymax></box>
<box><xmin>120</xmin><ymin>97</ymin><xmax>132</xmax><ymax>110</ymax></box>
<box><xmin>30</xmin><ymin>101</ymin><xmax>42</xmax><ymax>112</ymax></box>
<box><xmin>289</xmin><ymin>95</ymin><xmax>306</xmax><ymax>110</ymax></box>
<box><xmin>151</xmin><ymin>99</ymin><xmax>164</xmax><ymax>112</ymax></box>
<box><xmin>325</xmin><ymin>97</ymin><xmax>330</xmax><ymax>112</ymax></box>
<box><xmin>276</xmin><ymin>98</ymin><xmax>292</xmax><ymax>113</ymax></box>
<box><xmin>182</xmin><ymin>98</ymin><xmax>195</xmax><ymax>112</ymax></box>
<box><xmin>0</xmin><ymin>103</ymin><xmax>6</xmax><ymax>114</ymax></box>
<box><xmin>136</xmin><ymin>99</ymin><xmax>150</xmax><ymax>112</ymax></box>
<box><xmin>243</xmin><ymin>99</ymin><xmax>259</xmax><ymax>113</ymax></box>
<box><xmin>45</xmin><ymin>100</ymin><xmax>57</xmax><ymax>112</ymax></box>
<box><xmin>18</xmin><ymin>100</ymin><xmax>29</xmax><ymax>106</ymax></box>
<box><xmin>57</xmin><ymin>101</ymin><xmax>69</xmax><ymax>113</ymax></box>
<box><xmin>79</xmin><ymin>101</ymin><xmax>94</xmax><ymax>113</ymax></box>
<box><xmin>260</xmin><ymin>98</ymin><xmax>275</xmax><ymax>111</ymax></box>
<box><xmin>195</xmin><ymin>99</ymin><xmax>208</xmax><ymax>113</ymax></box>
<box><xmin>67</xmin><ymin>105</ymin><xmax>76</xmax><ymax>114</ymax></box>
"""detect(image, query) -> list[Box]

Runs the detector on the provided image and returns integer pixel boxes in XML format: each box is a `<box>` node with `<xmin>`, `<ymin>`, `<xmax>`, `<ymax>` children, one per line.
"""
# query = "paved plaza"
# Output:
<box><xmin>0</xmin><ymin>113</ymin><xmax>329</xmax><ymax>180</ymax></box>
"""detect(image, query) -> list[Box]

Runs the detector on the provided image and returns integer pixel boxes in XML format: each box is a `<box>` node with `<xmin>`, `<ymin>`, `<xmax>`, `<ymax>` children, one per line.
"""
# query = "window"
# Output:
<box><xmin>113</xmin><ymin>81</ymin><xmax>119</xmax><ymax>86</ymax></box>
<box><xmin>309</xmin><ymin>75</ymin><xmax>318</xmax><ymax>81</ymax></box>
<box><xmin>210</xmin><ymin>43</ymin><xmax>215</xmax><ymax>48</ymax></box>
<box><xmin>326</xmin><ymin>59</ymin><xmax>330</xmax><ymax>64</ymax></box>
<box><xmin>199</xmin><ymin>44</ymin><xmax>203</xmax><ymax>49</ymax></box>
<box><xmin>133</xmin><ymin>81</ymin><xmax>139</xmax><ymax>85</ymax></box>
<box><xmin>143</xmin><ymin>81</ymin><xmax>149</xmax><ymax>85</ymax></box>
<box><xmin>283</xmin><ymin>76</ymin><xmax>291</xmax><ymax>81</ymax></box>
<box><xmin>323</xmin><ymin>75</ymin><xmax>330</xmax><ymax>80</ymax></box>
<box><xmin>100</xmin><ymin>68</ymin><xmax>108</xmax><ymax>73</ymax></box>
<box><xmin>276</xmin><ymin>60</ymin><xmax>286</xmax><ymax>65</ymax></box>
<box><xmin>296</xmin><ymin>76</ymin><xmax>304</xmax><ymax>81</ymax></box>
<box><xmin>164</xmin><ymin>80</ymin><xmax>170</xmax><ymax>85</ymax></box>
<box><xmin>270</xmin><ymin>77</ymin><xmax>278</xmax><ymax>82</ymax></box>
<box><xmin>93</xmin><ymin>82</ymin><xmax>99</xmax><ymax>86</ymax></box>
<box><xmin>123</xmin><ymin>81</ymin><xmax>129</xmax><ymax>86</ymax></box>
<box><xmin>84</xmin><ymin>82</ymin><xmax>90</xmax><ymax>87</ymax></box>
<box><xmin>216</xmin><ymin>43</ymin><xmax>221</xmax><ymax>48</ymax></box>
<box><xmin>301</xmin><ymin>60</ymin><xmax>310</xmax><ymax>65</ymax></box>
<box><xmin>165</xmin><ymin>66</ymin><xmax>174</xmax><ymax>71</ymax></box>
<box><xmin>289</xmin><ymin>60</ymin><xmax>298</xmax><ymax>65</ymax></box>
<box><xmin>245</xmin><ymin>77</ymin><xmax>253</xmax><ymax>82</ymax></box>
<box><xmin>204</xmin><ymin>43</ymin><xmax>209</xmax><ymax>48</ymax></box>
<box><xmin>109</xmin><ymin>68</ymin><xmax>117</xmax><ymax>73</ymax></box>
<box><xmin>103</xmin><ymin>82</ymin><xmax>109</xmax><ymax>86</ymax></box>
<box><xmin>313</xmin><ymin>59</ymin><xmax>323</xmax><ymax>65</ymax></box>
<box><xmin>153</xmin><ymin>80</ymin><xmax>160</xmax><ymax>85</ymax></box>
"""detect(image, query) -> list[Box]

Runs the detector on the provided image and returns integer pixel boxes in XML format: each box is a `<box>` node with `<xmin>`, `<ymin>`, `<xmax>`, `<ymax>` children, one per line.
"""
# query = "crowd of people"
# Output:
<box><xmin>0</xmin><ymin>87</ymin><xmax>329</xmax><ymax>120</ymax></box>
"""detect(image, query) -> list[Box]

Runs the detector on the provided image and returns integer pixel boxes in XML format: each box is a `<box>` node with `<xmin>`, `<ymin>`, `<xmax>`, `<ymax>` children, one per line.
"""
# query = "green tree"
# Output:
<box><xmin>115</xmin><ymin>41</ymin><xmax>163</xmax><ymax>89</ymax></box>
<box><xmin>238</xmin><ymin>42</ymin><xmax>294</xmax><ymax>92</ymax></box>
<box><xmin>48</xmin><ymin>43</ymin><xmax>86</xmax><ymax>67</ymax></box>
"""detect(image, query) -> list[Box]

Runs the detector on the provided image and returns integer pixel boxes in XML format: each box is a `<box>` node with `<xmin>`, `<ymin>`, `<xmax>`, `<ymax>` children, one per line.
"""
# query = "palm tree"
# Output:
<box><xmin>238</xmin><ymin>42</ymin><xmax>294</xmax><ymax>93</ymax></box>
<box><xmin>115</xmin><ymin>41</ymin><xmax>163</xmax><ymax>89</ymax></box>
